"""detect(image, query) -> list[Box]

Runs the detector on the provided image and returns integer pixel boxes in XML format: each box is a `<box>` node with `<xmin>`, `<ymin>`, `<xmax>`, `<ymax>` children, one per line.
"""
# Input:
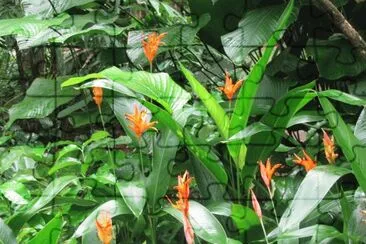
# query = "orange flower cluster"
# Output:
<box><xmin>95</xmin><ymin>210</ymin><xmax>113</xmax><ymax>244</ymax></box>
<box><xmin>293</xmin><ymin>150</ymin><xmax>317</xmax><ymax>172</ymax></box>
<box><xmin>92</xmin><ymin>87</ymin><xmax>103</xmax><ymax>108</ymax></box>
<box><xmin>125</xmin><ymin>104</ymin><xmax>157</xmax><ymax>139</ymax></box>
<box><xmin>259</xmin><ymin>158</ymin><xmax>282</xmax><ymax>190</ymax></box>
<box><xmin>322</xmin><ymin>129</ymin><xmax>338</xmax><ymax>164</ymax></box>
<box><xmin>142</xmin><ymin>32</ymin><xmax>167</xmax><ymax>65</ymax></box>
<box><xmin>167</xmin><ymin>171</ymin><xmax>195</xmax><ymax>244</ymax></box>
<box><xmin>218</xmin><ymin>71</ymin><xmax>243</xmax><ymax>101</ymax></box>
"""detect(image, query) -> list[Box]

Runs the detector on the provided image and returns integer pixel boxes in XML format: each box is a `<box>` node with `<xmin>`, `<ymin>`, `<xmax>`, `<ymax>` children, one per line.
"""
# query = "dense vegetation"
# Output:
<box><xmin>1</xmin><ymin>0</ymin><xmax>366</xmax><ymax>243</ymax></box>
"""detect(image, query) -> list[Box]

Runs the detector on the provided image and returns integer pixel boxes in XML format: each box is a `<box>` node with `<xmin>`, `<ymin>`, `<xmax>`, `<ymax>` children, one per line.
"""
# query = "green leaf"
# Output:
<box><xmin>318</xmin><ymin>89</ymin><xmax>366</xmax><ymax>106</ymax></box>
<box><xmin>0</xmin><ymin>181</ymin><xmax>31</xmax><ymax>205</ymax></box>
<box><xmin>23</xmin><ymin>0</ymin><xmax>95</xmax><ymax>17</ymax></box>
<box><xmin>48</xmin><ymin>157</ymin><xmax>81</xmax><ymax>175</ymax></box>
<box><xmin>117</xmin><ymin>179</ymin><xmax>147</xmax><ymax>218</ymax></box>
<box><xmin>0</xmin><ymin>218</ymin><xmax>16</xmax><ymax>244</ymax></box>
<box><xmin>7</xmin><ymin>175</ymin><xmax>78</xmax><ymax>233</ymax></box>
<box><xmin>164</xmin><ymin>201</ymin><xmax>228</xmax><ymax>244</ymax></box>
<box><xmin>180</xmin><ymin>64</ymin><xmax>229</xmax><ymax>138</ymax></box>
<box><xmin>83</xmin><ymin>130</ymin><xmax>110</xmax><ymax>147</ymax></box>
<box><xmin>6</xmin><ymin>77</ymin><xmax>79</xmax><ymax>129</ymax></box>
<box><xmin>355</xmin><ymin>107</ymin><xmax>366</xmax><ymax>145</ymax></box>
<box><xmin>56</xmin><ymin>144</ymin><xmax>80</xmax><ymax>162</ymax></box>
<box><xmin>62</xmin><ymin>66</ymin><xmax>191</xmax><ymax>112</ymax></box>
<box><xmin>275</xmin><ymin>225</ymin><xmax>343</xmax><ymax>243</ymax></box>
<box><xmin>306</xmin><ymin>35</ymin><xmax>366</xmax><ymax>80</ymax></box>
<box><xmin>231</xmin><ymin>203</ymin><xmax>260</xmax><ymax>233</ymax></box>
<box><xmin>319</xmin><ymin>97</ymin><xmax>366</xmax><ymax>192</ymax></box>
<box><xmin>28</xmin><ymin>214</ymin><xmax>63</xmax><ymax>244</ymax></box>
<box><xmin>221</xmin><ymin>4</ymin><xmax>286</xmax><ymax>64</ymax></box>
<box><xmin>228</xmin><ymin>0</ymin><xmax>298</xmax><ymax>166</ymax></box>
<box><xmin>73</xmin><ymin>200</ymin><xmax>131</xmax><ymax>238</ymax></box>
<box><xmin>270</xmin><ymin>166</ymin><xmax>351</xmax><ymax>235</ymax></box>
<box><xmin>146</xmin><ymin>126</ymin><xmax>180</xmax><ymax>210</ymax></box>
<box><xmin>225</xmin><ymin>122</ymin><xmax>271</xmax><ymax>143</ymax></box>
<box><xmin>0</xmin><ymin>14</ymin><xmax>69</xmax><ymax>38</ymax></box>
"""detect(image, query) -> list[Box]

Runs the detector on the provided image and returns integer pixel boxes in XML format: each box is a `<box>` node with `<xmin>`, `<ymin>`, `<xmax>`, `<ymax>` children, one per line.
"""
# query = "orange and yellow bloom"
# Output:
<box><xmin>92</xmin><ymin>86</ymin><xmax>103</xmax><ymax>108</ymax></box>
<box><xmin>167</xmin><ymin>170</ymin><xmax>194</xmax><ymax>244</ymax></box>
<box><xmin>125</xmin><ymin>104</ymin><xmax>157</xmax><ymax>139</ymax></box>
<box><xmin>95</xmin><ymin>210</ymin><xmax>113</xmax><ymax>244</ymax></box>
<box><xmin>293</xmin><ymin>150</ymin><xmax>317</xmax><ymax>172</ymax></box>
<box><xmin>142</xmin><ymin>32</ymin><xmax>167</xmax><ymax>65</ymax></box>
<box><xmin>259</xmin><ymin>158</ymin><xmax>282</xmax><ymax>190</ymax></box>
<box><xmin>322</xmin><ymin>129</ymin><xmax>338</xmax><ymax>164</ymax></box>
<box><xmin>218</xmin><ymin>71</ymin><xmax>243</xmax><ymax>101</ymax></box>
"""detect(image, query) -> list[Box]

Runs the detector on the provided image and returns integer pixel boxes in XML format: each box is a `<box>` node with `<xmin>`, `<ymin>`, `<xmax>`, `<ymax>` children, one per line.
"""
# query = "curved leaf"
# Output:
<box><xmin>73</xmin><ymin>200</ymin><xmax>131</xmax><ymax>238</ymax></box>
<box><xmin>0</xmin><ymin>218</ymin><xmax>16</xmax><ymax>244</ymax></box>
<box><xmin>164</xmin><ymin>200</ymin><xmax>228</xmax><ymax>244</ymax></box>
<box><xmin>28</xmin><ymin>214</ymin><xmax>63</xmax><ymax>244</ymax></box>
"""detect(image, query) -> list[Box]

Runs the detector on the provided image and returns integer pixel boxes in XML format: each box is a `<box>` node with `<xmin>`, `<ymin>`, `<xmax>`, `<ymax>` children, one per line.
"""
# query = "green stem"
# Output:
<box><xmin>260</xmin><ymin>218</ymin><xmax>270</xmax><ymax>244</ymax></box>
<box><xmin>98</xmin><ymin>106</ymin><xmax>116</xmax><ymax>179</ymax></box>
<box><xmin>150</xmin><ymin>62</ymin><xmax>153</xmax><ymax>73</ymax></box>
<box><xmin>148</xmin><ymin>214</ymin><xmax>157</xmax><ymax>244</ymax></box>
<box><xmin>138</xmin><ymin>139</ymin><xmax>145</xmax><ymax>177</ymax></box>
<box><xmin>268</xmin><ymin>188</ymin><xmax>279</xmax><ymax>225</ymax></box>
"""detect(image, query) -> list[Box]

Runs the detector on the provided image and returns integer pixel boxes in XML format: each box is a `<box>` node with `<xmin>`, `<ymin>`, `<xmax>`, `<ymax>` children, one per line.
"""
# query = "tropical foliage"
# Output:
<box><xmin>1</xmin><ymin>0</ymin><xmax>366</xmax><ymax>243</ymax></box>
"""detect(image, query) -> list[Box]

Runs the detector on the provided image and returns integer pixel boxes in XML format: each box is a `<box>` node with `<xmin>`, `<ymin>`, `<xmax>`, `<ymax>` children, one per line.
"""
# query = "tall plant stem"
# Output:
<box><xmin>138</xmin><ymin>139</ymin><xmax>145</xmax><ymax>176</ymax></box>
<box><xmin>148</xmin><ymin>213</ymin><xmax>157</xmax><ymax>244</ymax></box>
<box><xmin>260</xmin><ymin>219</ymin><xmax>270</xmax><ymax>244</ymax></box>
<box><xmin>227</xmin><ymin>101</ymin><xmax>237</xmax><ymax>198</ymax></box>
<box><xmin>268</xmin><ymin>188</ymin><xmax>279</xmax><ymax>225</ymax></box>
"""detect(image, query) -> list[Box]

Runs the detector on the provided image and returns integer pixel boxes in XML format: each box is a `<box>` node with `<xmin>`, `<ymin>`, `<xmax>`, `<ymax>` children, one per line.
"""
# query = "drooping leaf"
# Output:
<box><xmin>0</xmin><ymin>218</ymin><xmax>16</xmax><ymax>244</ymax></box>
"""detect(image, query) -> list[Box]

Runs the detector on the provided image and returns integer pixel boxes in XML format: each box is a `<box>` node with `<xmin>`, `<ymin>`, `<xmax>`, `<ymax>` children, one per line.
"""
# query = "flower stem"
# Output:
<box><xmin>148</xmin><ymin>214</ymin><xmax>157</xmax><ymax>244</ymax></box>
<box><xmin>138</xmin><ymin>139</ymin><xmax>145</xmax><ymax>177</ymax></box>
<box><xmin>260</xmin><ymin>218</ymin><xmax>269</xmax><ymax>244</ymax></box>
<box><xmin>268</xmin><ymin>189</ymin><xmax>279</xmax><ymax>225</ymax></box>
<box><xmin>150</xmin><ymin>62</ymin><xmax>153</xmax><ymax>73</ymax></box>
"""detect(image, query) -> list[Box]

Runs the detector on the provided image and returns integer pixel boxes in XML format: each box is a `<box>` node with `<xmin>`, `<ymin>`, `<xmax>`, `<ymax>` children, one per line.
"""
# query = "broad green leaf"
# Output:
<box><xmin>164</xmin><ymin>201</ymin><xmax>228</xmax><ymax>244</ymax></box>
<box><xmin>62</xmin><ymin>66</ymin><xmax>191</xmax><ymax>112</ymax></box>
<box><xmin>7</xmin><ymin>175</ymin><xmax>78</xmax><ymax>233</ymax></box>
<box><xmin>0</xmin><ymin>14</ymin><xmax>69</xmax><ymax>38</ymax></box>
<box><xmin>28</xmin><ymin>214</ymin><xmax>63</xmax><ymax>244</ymax></box>
<box><xmin>56</xmin><ymin>144</ymin><xmax>80</xmax><ymax>162</ymax></box>
<box><xmin>83</xmin><ymin>130</ymin><xmax>110</xmax><ymax>147</ymax></box>
<box><xmin>272</xmin><ymin>166</ymin><xmax>351</xmax><ymax>234</ymax></box>
<box><xmin>117</xmin><ymin>180</ymin><xmax>147</xmax><ymax>218</ymax></box>
<box><xmin>222</xmin><ymin>4</ymin><xmax>286</xmax><ymax>64</ymax></box>
<box><xmin>306</xmin><ymin>35</ymin><xmax>366</xmax><ymax>80</ymax></box>
<box><xmin>6</xmin><ymin>77</ymin><xmax>79</xmax><ymax>129</ymax></box>
<box><xmin>73</xmin><ymin>200</ymin><xmax>131</xmax><ymax>238</ymax></box>
<box><xmin>355</xmin><ymin>107</ymin><xmax>366</xmax><ymax>144</ymax></box>
<box><xmin>274</xmin><ymin>225</ymin><xmax>343</xmax><ymax>243</ymax></box>
<box><xmin>231</xmin><ymin>204</ymin><xmax>260</xmax><ymax>233</ymax></box>
<box><xmin>225</xmin><ymin>122</ymin><xmax>271</xmax><ymax>143</ymax></box>
<box><xmin>0</xmin><ymin>181</ymin><xmax>31</xmax><ymax>205</ymax></box>
<box><xmin>228</xmin><ymin>0</ymin><xmax>298</xmax><ymax>166</ymax></box>
<box><xmin>319</xmin><ymin>97</ymin><xmax>366</xmax><ymax>192</ymax></box>
<box><xmin>146</xmin><ymin>126</ymin><xmax>180</xmax><ymax>210</ymax></box>
<box><xmin>180</xmin><ymin>64</ymin><xmax>229</xmax><ymax>138</ymax></box>
<box><xmin>287</xmin><ymin>110</ymin><xmax>324</xmax><ymax>128</ymax></box>
<box><xmin>23</xmin><ymin>0</ymin><xmax>94</xmax><ymax>17</ymax></box>
<box><xmin>0</xmin><ymin>218</ymin><xmax>16</xmax><ymax>244</ymax></box>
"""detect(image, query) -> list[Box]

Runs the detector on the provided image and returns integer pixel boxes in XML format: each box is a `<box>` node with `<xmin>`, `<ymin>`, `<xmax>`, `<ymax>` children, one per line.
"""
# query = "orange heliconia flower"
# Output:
<box><xmin>293</xmin><ymin>150</ymin><xmax>317</xmax><ymax>172</ymax></box>
<box><xmin>259</xmin><ymin>158</ymin><xmax>282</xmax><ymax>190</ymax></box>
<box><xmin>250</xmin><ymin>189</ymin><xmax>262</xmax><ymax>219</ymax></box>
<box><xmin>142</xmin><ymin>32</ymin><xmax>167</xmax><ymax>65</ymax></box>
<box><xmin>218</xmin><ymin>71</ymin><xmax>243</xmax><ymax>100</ymax></box>
<box><xmin>92</xmin><ymin>87</ymin><xmax>103</xmax><ymax>108</ymax></box>
<box><xmin>167</xmin><ymin>170</ymin><xmax>195</xmax><ymax>244</ymax></box>
<box><xmin>125</xmin><ymin>104</ymin><xmax>158</xmax><ymax>139</ymax></box>
<box><xmin>322</xmin><ymin>129</ymin><xmax>338</xmax><ymax>164</ymax></box>
<box><xmin>95</xmin><ymin>210</ymin><xmax>113</xmax><ymax>244</ymax></box>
